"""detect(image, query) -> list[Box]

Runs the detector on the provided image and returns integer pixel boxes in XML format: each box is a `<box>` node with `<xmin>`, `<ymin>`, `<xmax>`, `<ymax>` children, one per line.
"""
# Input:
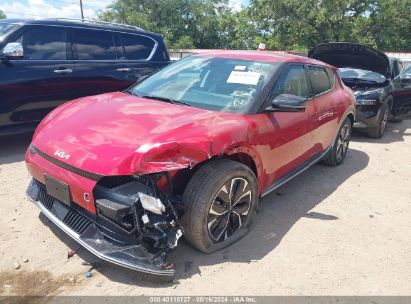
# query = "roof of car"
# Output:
<box><xmin>194</xmin><ymin>50</ymin><xmax>336</xmax><ymax>69</ymax></box>
<box><xmin>0</xmin><ymin>18</ymin><xmax>162</xmax><ymax>38</ymax></box>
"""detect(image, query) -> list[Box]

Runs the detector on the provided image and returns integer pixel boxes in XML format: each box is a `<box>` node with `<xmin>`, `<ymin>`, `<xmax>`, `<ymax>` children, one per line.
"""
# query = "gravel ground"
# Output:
<box><xmin>0</xmin><ymin>120</ymin><xmax>410</xmax><ymax>297</ymax></box>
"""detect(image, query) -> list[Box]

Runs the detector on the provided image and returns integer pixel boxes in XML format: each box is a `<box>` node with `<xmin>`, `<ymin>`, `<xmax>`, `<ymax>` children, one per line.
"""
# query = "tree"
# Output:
<box><xmin>366</xmin><ymin>0</ymin><xmax>411</xmax><ymax>51</ymax></box>
<box><xmin>98</xmin><ymin>0</ymin><xmax>234</xmax><ymax>49</ymax></box>
<box><xmin>247</xmin><ymin>0</ymin><xmax>411</xmax><ymax>51</ymax></box>
<box><xmin>222</xmin><ymin>8</ymin><xmax>260</xmax><ymax>49</ymax></box>
<box><xmin>248</xmin><ymin>0</ymin><xmax>377</xmax><ymax>50</ymax></box>
<box><xmin>99</xmin><ymin>0</ymin><xmax>411</xmax><ymax>51</ymax></box>
<box><xmin>0</xmin><ymin>10</ymin><xmax>6</xmax><ymax>19</ymax></box>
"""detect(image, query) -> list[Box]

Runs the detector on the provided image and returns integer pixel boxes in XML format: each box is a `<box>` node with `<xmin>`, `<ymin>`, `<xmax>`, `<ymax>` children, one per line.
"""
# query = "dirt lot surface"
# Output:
<box><xmin>0</xmin><ymin>120</ymin><xmax>410</xmax><ymax>297</ymax></box>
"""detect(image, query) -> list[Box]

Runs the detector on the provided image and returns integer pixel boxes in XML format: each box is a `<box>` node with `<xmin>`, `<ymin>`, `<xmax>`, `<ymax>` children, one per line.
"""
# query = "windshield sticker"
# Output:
<box><xmin>227</xmin><ymin>71</ymin><xmax>261</xmax><ymax>85</ymax></box>
<box><xmin>234</xmin><ymin>65</ymin><xmax>247</xmax><ymax>71</ymax></box>
<box><xmin>248</xmin><ymin>63</ymin><xmax>264</xmax><ymax>73</ymax></box>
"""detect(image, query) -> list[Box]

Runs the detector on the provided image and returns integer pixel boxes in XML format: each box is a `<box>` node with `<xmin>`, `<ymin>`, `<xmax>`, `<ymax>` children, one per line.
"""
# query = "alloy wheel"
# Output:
<box><xmin>207</xmin><ymin>177</ymin><xmax>252</xmax><ymax>242</ymax></box>
<box><xmin>336</xmin><ymin>123</ymin><xmax>351</xmax><ymax>162</ymax></box>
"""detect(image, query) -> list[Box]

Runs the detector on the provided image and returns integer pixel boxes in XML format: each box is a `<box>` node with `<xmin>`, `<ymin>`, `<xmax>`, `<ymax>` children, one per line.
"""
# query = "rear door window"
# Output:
<box><xmin>118</xmin><ymin>33</ymin><xmax>155</xmax><ymax>60</ymax></box>
<box><xmin>72</xmin><ymin>29</ymin><xmax>116</xmax><ymax>60</ymax></box>
<box><xmin>20</xmin><ymin>26</ymin><xmax>66</xmax><ymax>60</ymax></box>
<box><xmin>326</xmin><ymin>68</ymin><xmax>336</xmax><ymax>87</ymax></box>
<box><xmin>307</xmin><ymin>66</ymin><xmax>331</xmax><ymax>96</ymax></box>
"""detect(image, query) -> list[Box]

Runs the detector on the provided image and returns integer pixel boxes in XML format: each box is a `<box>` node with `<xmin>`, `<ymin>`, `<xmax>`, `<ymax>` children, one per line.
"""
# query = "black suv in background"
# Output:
<box><xmin>0</xmin><ymin>19</ymin><xmax>171</xmax><ymax>135</ymax></box>
<box><xmin>309</xmin><ymin>43</ymin><xmax>410</xmax><ymax>138</ymax></box>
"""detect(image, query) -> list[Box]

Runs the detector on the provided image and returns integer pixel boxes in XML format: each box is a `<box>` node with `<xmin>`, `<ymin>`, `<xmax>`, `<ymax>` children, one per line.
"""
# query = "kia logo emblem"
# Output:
<box><xmin>54</xmin><ymin>150</ymin><xmax>70</xmax><ymax>160</ymax></box>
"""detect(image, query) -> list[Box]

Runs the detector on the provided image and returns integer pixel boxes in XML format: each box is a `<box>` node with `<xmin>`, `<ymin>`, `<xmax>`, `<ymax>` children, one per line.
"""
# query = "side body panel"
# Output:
<box><xmin>243</xmin><ymin>108</ymin><xmax>317</xmax><ymax>193</ymax></box>
<box><xmin>0</xmin><ymin>25</ymin><xmax>77</xmax><ymax>131</ymax></box>
<box><xmin>311</xmin><ymin>76</ymin><xmax>353</xmax><ymax>149</ymax></box>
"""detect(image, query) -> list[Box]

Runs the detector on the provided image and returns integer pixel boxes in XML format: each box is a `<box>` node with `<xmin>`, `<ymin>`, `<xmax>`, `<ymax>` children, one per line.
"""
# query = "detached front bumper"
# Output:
<box><xmin>26</xmin><ymin>179</ymin><xmax>175</xmax><ymax>278</ymax></box>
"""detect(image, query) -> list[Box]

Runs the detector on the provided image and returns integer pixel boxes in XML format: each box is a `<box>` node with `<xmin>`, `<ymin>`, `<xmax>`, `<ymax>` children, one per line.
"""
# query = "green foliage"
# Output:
<box><xmin>98</xmin><ymin>0</ymin><xmax>411</xmax><ymax>51</ymax></box>
<box><xmin>98</xmin><ymin>0</ymin><xmax>233</xmax><ymax>49</ymax></box>
<box><xmin>248</xmin><ymin>0</ymin><xmax>410</xmax><ymax>51</ymax></box>
<box><xmin>366</xmin><ymin>0</ymin><xmax>411</xmax><ymax>51</ymax></box>
<box><xmin>0</xmin><ymin>10</ymin><xmax>6</xmax><ymax>19</ymax></box>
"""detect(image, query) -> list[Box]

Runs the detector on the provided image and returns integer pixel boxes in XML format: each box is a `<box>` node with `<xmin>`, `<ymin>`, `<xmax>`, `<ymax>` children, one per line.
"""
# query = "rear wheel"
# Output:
<box><xmin>181</xmin><ymin>159</ymin><xmax>258</xmax><ymax>253</ymax></box>
<box><xmin>368</xmin><ymin>101</ymin><xmax>391</xmax><ymax>138</ymax></box>
<box><xmin>323</xmin><ymin>117</ymin><xmax>351</xmax><ymax>166</ymax></box>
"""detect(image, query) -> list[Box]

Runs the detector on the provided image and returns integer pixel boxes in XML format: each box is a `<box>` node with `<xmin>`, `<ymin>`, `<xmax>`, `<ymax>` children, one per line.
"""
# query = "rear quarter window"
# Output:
<box><xmin>118</xmin><ymin>33</ymin><xmax>156</xmax><ymax>60</ymax></box>
<box><xmin>308</xmin><ymin>66</ymin><xmax>332</xmax><ymax>96</ymax></box>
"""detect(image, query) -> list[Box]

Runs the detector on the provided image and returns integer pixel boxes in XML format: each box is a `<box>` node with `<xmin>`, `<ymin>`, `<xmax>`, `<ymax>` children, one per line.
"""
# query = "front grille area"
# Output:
<box><xmin>36</xmin><ymin>182</ymin><xmax>92</xmax><ymax>234</ymax></box>
<box><xmin>30</xmin><ymin>145</ymin><xmax>103</xmax><ymax>181</ymax></box>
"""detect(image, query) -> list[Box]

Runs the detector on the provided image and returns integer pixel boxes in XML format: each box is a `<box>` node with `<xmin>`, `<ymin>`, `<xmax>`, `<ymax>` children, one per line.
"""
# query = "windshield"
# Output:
<box><xmin>402</xmin><ymin>65</ymin><xmax>411</xmax><ymax>75</ymax></box>
<box><xmin>129</xmin><ymin>56</ymin><xmax>281</xmax><ymax>113</ymax></box>
<box><xmin>0</xmin><ymin>24</ymin><xmax>19</xmax><ymax>38</ymax></box>
<box><xmin>338</xmin><ymin>67</ymin><xmax>386</xmax><ymax>83</ymax></box>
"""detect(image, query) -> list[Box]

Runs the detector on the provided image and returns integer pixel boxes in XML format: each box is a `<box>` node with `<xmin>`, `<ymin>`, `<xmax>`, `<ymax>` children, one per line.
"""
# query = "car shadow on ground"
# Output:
<box><xmin>39</xmin><ymin>147</ymin><xmax>369</xmax><ymax>287</ymax></box>
<box><xmin>351</xmin><ymin>119</ymin><xmax>411</xmax><ymax>144</ymax></box>
<box><xmin>0</xmin><ymin>133</ymin><xmax>33</xmax><ymax>165</ymax></box>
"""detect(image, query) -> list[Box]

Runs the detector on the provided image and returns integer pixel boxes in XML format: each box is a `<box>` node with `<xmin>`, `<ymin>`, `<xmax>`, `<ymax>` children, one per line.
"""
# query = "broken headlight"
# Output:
<box><xmin>93</xmin><ymin>175</ymin><xmax>183</xmax><ymax>257</ymax></box>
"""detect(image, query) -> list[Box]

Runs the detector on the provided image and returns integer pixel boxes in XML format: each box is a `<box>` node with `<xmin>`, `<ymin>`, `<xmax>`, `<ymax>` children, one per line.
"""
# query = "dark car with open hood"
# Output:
<box><xmin>309</xmin><ymin>42</ymin><xmax>411</xmax><ymax>138</ymax></box>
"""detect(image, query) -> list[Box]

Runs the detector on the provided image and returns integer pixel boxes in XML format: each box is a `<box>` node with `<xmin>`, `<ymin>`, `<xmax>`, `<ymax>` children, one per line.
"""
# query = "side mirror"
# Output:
<box><xmin>266</xmin><ymin>94</ymin><xmax>306</xmax><ymax>112</ymax></box>
<box><xmin>1</xmin><ymin>42</ymin><xmax>24</xmax><ymax>59</ymax></box>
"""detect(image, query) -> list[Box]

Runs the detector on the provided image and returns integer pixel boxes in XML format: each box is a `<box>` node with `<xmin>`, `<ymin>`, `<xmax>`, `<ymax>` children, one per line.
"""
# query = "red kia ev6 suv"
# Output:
<box><xmin>26</xmin><ymin>51</ymin><xmax>355</xmax><ymax>279</ymax></box>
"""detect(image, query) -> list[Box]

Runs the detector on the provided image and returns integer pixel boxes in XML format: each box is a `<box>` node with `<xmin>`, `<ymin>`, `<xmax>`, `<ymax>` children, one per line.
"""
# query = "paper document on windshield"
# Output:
<box><xmin>227</xmin><ymin>71</ymin><xmax>261</xmax><ymax>85</ymax></box>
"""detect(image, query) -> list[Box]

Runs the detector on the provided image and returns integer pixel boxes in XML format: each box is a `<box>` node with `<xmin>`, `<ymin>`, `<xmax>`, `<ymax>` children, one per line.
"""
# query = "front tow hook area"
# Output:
<box><xmin>26</xmin><ymin>179</ymin><xmax>175</xmax><ymax>280</ymax></box>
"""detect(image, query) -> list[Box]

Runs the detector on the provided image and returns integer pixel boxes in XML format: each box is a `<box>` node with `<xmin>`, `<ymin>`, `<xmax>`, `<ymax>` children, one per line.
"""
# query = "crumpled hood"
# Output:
<box><xmin>32</xmin><ymin>92</ymin><xmax>248</xmax><ymax>175</ymax></box>
<box><xmin>308</xmin><ymin>42</ymin><xmax>391</xmax><ymax>78</ymax></box>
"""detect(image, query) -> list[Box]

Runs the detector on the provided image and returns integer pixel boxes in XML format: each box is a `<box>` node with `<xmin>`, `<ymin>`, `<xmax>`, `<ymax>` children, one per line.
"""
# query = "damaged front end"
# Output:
<box><xmin>26</xmin><ymin>173</ymin><xmax>184</xmax><ymax>279</ymax></box>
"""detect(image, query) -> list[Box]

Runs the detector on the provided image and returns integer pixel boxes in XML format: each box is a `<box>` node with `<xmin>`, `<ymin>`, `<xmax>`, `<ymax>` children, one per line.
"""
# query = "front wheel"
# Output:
<box><xmin>368</xmin><ymin>102</ymin><xmax>391</xmax><ymax>139</ymax></box>
<box><xmin>181</xmin><ymin>159</ymin><xmax>259</xmax><ymax>253</ymax></box>
<box><xmin>323</xmin><ymin>117</ymin><xmax>352</xmax><ymax>166</ymax></box>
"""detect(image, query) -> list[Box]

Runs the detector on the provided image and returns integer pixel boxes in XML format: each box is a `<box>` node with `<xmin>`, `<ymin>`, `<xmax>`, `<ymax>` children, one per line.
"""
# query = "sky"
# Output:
<box><xmin>0</xmin><ymin>0</ymin><xmax>250</xmax><ymax>20</ymax></box>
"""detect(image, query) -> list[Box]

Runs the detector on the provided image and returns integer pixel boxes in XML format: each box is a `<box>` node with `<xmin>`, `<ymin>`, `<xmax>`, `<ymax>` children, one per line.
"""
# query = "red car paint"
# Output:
<box><xmin>26</xmin><ymin>51</ymin><xmax>355</xmax><ymax>215</ymax></box>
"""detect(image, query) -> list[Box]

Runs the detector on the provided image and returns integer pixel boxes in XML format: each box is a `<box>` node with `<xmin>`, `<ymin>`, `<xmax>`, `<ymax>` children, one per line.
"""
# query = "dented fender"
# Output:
<box><xmin>130</xmin><ymin>138</ymin><xmax>264</xmax><ymax>194</ymax></box>
<box><xmin>131</xmin><ymin>140</ymin><xmax>213</xmax><ymax>174</ymax></box>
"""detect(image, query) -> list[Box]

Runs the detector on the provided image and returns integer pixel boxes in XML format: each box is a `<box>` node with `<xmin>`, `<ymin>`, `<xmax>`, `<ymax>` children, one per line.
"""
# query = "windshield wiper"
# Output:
<box><xmin>139</xmin><ymin>95</ymin><xmax>192</xmax><ymax>107</ymax></box>
<box><xmin>342</xmin><ymin>78</ymin><xmax>380</xmax><ymax>84</ymax></box>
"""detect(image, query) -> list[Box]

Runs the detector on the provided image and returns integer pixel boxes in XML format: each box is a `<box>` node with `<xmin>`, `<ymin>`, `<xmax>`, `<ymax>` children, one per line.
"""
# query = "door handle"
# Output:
<box><xmin>54</xmin><ymin>68</ymin><xmax>73</xmax><ymax>74</ymax></box>
<box><xmin>116</xmin><ymin>67</ymin><xmax>131</xmax><ymax>72</ymax></box>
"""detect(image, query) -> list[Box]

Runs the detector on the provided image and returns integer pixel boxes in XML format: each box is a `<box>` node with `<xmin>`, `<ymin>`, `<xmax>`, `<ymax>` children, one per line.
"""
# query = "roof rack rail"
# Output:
<box><xmin>49</xmin><ymin>18</ymin><xmax>144</xmax><ymax>31</ymax></box>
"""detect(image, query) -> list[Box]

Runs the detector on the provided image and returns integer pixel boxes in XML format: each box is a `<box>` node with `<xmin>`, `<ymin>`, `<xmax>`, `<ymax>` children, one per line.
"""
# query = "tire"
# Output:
<box><xmin>323</xmin><ymin>117</ymin><xmax>352</xmax><ymax>166</ymax></box>
<box><xmin>367</xmin><ymin>101</ymin><xmax>391</xmax><ymax>139</ymax></box>
<box><xmin>181</xmin><ymin>159</ymin><xmax>259</xmax><ymax>253</ymax></box>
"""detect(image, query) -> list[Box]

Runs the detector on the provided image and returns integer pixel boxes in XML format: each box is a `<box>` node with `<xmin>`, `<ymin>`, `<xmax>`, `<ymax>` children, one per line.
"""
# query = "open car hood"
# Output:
<box><xmin>308</xmin><ymin>43</ymin><xmax>391</xmax><ymax>78</ymax></box>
